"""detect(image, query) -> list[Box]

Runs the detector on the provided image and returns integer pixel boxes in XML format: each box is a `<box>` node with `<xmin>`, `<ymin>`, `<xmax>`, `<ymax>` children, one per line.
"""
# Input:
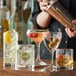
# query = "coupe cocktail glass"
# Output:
<box><xmin>26</xmin><ymin>29</ymin><xmax>49</xmax><ymax>66</ymax></box>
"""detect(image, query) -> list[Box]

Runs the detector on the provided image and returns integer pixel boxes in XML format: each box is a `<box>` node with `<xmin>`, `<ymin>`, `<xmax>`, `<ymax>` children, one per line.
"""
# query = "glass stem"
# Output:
<box><xmin>51</xmin><ymin>51</ymin><xmax>54</xmax><ymax>66</ymax></box>
<box><xmin>36</xmin><ymin>43</ymin><xmax>41</xmax><ymax>63</ymax></box>
<box><xmin>49</xmin><ymin>51</ymin><xmax>54</xmax><ymax>67</ymax></box>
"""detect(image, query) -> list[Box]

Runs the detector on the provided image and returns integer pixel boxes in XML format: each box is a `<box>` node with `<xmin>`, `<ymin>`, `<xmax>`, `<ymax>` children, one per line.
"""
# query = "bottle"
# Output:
<box><xmin>22</xmin><ymin>0</ymin><xmax>34</xmax><ymax>44</ymax></box>
<box><xmin>46</xmin><ymin>0</ymin><xmax>76</xmax><ymax>30</ymax></box>
<box><xmin>14</xmin><ymin>0</ymin><xmax>25</xmax><ymax>44</ymax></box>
<box><xmin>0</xmin><ymin>0</ymin><xmax>10</xmax><ymax>48</ymax></box>
<box><xmin>22</xmin><ymin>0</ymin><xmax>31</xmax><ymax>23</ymax></box>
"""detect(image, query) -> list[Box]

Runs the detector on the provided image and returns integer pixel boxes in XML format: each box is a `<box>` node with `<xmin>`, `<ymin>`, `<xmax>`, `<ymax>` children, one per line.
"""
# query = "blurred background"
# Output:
<box><xmin>0</xmin><ymin>0</ymin><xmax>34</xmax><ymax>56</ymax></box>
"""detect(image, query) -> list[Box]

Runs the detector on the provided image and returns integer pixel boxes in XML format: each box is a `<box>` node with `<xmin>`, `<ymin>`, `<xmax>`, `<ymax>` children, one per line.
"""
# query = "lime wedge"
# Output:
<box><xmin>21</xmin><ymin>52</ymin><xmax>30</xmax><ymax>61</ymax></box>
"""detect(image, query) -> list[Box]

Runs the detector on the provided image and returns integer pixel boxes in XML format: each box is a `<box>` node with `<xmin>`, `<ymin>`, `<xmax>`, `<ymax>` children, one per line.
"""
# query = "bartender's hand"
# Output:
<box><xmin>38</xmin><ymin>0</ymin><xmax>56</xmax><ymax>11</ymax></box>
<box><xmin>65</xmin><ymin>20</ymin><xmax>76</xmax><ymax>38</ymax></box>
<box><xmin>38</xmin><ymin>0</ymin><xmax>50</xmax><ymax>11</ymax></box>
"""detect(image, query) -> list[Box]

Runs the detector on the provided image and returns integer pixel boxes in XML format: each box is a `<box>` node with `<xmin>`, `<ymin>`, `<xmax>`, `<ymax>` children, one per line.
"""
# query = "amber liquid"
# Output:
<box><xmin>22</xmin><ymin>8</ymin><xmax>31</xmax><ymax>23</ymax></box>
<box><xmin>0</xmin><ymin>19</ymin><xmax>10</xmax><ymax>48</ymax></box>
<box><xmin>56</xmin><ymin>55</ymin><xmax>73</xmax><ymax>69</ymax></box>
<box><xmin>28</xmin><ymin>32</ymin><xmax>43</xmax><ymax>45</ymax></box>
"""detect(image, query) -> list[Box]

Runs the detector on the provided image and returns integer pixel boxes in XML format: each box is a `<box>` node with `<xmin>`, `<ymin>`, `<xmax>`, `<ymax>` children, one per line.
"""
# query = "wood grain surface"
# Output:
<box><xmin>0</xmin><ymin>58</ymin><xmax>76</xmax><ymax>76</ymax></box>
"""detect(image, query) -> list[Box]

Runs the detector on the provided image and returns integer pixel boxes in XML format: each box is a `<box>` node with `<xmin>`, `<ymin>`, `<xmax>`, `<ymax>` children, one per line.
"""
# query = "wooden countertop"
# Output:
<box><xmin>0</xmin><ymin>58</ymin><xmax>76</xmax><ymax>76</ymax></box>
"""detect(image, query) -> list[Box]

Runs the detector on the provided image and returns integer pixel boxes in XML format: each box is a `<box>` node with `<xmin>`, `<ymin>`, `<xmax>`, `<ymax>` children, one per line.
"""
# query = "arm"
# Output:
<box><xmin>37</xmin><ymin>11</ymin><xmax>52</xmax><ymax>28</ymax></box>
<box><xmin>32</xmin><ymin>0</ymin><xmax>52</xmax><ymax>29</ymax></box>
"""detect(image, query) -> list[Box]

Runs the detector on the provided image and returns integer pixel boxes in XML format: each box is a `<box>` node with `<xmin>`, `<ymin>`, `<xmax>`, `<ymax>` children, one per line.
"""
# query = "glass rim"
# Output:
<box><xmin>56</xmin><ymin>48</ymin><xmax>73</xmax><ymax>51</ymax></box>
<box><xmin>49</xmin><ymin>32</ymin><xmax>62</xmax><ymax>33</ymax></box>
<box><xmin>18</xmin><ymin>44</ymin><xmax>35</xmax><ymax>47</ymax></box>
<box><xmin>29</xmin><ymin>29</ymin><xmax>49</xmax><ymax>32</ymax></box>
<box><xmin>44</xmin><ymin>32</ymin><xmax>62</xmax><ymax>35</ymax></box>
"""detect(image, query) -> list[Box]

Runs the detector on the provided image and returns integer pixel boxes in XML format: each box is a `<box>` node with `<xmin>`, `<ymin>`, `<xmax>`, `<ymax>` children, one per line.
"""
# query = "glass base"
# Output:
<box><xmin>44</xmin><ymin>65</ymin><xmax>57</xmax><ymax>72</ymax></box>
<box><xmin>37</xmin><ymin>61</ymin><xmax>47</xmax><ymax>65</ymax></box>
<box><xmin>34</xmin><ymin>60</ymin><xmax>49</xmax><ymax>72</ymax></box>
<box><xmin>35</xmin><ymin>60</ymin><xmax>48</xmax><ymax>69</ymax></box>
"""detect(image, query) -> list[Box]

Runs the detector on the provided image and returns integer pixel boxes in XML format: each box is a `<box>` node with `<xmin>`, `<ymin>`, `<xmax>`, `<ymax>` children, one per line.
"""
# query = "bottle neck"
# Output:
<box><xmin>16</xmin><ymin>0</ymin><xmax>23</xmax><ymax>14</ymax></box>
<box><xmin>0</xmin><ymin>0</ymin><xmax>7</xmax><ymax>8</ymax></box>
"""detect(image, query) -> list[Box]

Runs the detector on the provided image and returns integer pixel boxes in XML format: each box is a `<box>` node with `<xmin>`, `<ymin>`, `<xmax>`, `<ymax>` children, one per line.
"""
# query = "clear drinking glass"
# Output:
<box><xmin>3</xmin><ymin>29</ymin><xmax>18</xmax><ymax>70</ymax></box>
<box><xmin>56</xmin><ymin>49</ymin><xmax>73</xmax><ymax>70</ymax></box>
<box><xmin>43</xmin><ymin>32</ymin><xmax>62</xmax><ymax>72</ymax></box>
<box><xmin>17</xmin><ymin>44</ymin><xmax>35</xmax><ymax>71</ymax></box>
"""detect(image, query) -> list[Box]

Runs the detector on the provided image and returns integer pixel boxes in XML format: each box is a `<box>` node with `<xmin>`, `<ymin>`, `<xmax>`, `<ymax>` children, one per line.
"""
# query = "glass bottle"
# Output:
<box><xmin>14</xmin><ymin>0</ymin><xmax>25</xmax><ymax>44</ymax></box>
<box><xmin>0</xmin><ymin>0</ymin><xmax>10</xmax><ymax>48</ymax></box>
<box><xmin>22</xmin><ymin>0</ymin><xmax>34</xmax><ymax>44</ymax></box>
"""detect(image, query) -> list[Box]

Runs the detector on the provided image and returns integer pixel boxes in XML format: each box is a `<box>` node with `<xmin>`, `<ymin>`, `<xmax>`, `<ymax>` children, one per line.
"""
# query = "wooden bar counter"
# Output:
<box><xmin>0</xmin><ymin>58</ymin><xmax>76</xmax><ymax>76</ymax></box>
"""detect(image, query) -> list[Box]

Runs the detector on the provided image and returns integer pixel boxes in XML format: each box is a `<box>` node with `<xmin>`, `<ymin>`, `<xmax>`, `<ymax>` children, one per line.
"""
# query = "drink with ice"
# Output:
<box><xmin>17</xmin><ymin>44</ymin><xmax>35</xmax><ymax>70</ymax></box>
<box><xmin>3</xmin><ymin>30</ymin><xmax>18</xmax><ymax>70</ymax></box>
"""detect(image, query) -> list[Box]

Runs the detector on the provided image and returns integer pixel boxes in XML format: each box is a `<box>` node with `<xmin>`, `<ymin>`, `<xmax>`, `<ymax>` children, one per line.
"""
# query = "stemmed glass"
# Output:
<box><xmin>26</xmin><ymin>29</ymin><xmax>49</xmax><ymax>66</ymax></box>
<box><xmin>43</xmin><ymin>32</ymin><xmax>62</xmax><ymax>72</ymax></box>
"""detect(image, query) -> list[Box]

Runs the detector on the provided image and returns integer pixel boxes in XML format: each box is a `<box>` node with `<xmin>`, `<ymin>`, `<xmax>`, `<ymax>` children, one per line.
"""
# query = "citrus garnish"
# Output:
<box><xmin>21</xmin><ymin>52</ymin><xmax>30</xmax><ymax>61</ymax></box>
<box><xmin>5</xmin><ymin>31</ymin><xmax>11</xmax><ymax>44</ymax></box>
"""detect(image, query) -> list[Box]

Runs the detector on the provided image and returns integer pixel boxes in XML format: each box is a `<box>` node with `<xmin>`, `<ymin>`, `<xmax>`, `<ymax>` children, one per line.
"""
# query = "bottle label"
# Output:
<box><xmin>15</xmin><ymin>22</ymin><xmax>24</xmax><ymax>42</ymax></box>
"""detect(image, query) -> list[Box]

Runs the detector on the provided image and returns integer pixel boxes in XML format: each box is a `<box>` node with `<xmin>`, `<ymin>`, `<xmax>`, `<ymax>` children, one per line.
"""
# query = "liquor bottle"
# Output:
<box><xmin>22</xmin><ymin>0</ymin><xmax>34</xmax><ymax>44</ymax></box>
<box><xmin>22</xmin><ymin>0</ymin><xmax>31</xmax><ymax>23</ymax></box>
<box><xmin>0</xmin><ymin>0</ymin><xmax>10</xmax><ymax>48</ymax></box>
<box><xmin>45</xmin><ymin>0</ymin><xmax>76</xmax><ymax>30</ymax></box>
<box><xmin>14</xmin><ymin>0</ymin><xmax>25</xmax><ymax>44</ymax></box>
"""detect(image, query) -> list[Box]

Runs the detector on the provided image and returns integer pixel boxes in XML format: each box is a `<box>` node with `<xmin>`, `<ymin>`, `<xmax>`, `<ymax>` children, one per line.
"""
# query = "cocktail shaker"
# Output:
<box><xmin>46</xmin><ymin>0</ymin><xmax>76</xmax><ymax>30</ymax></box>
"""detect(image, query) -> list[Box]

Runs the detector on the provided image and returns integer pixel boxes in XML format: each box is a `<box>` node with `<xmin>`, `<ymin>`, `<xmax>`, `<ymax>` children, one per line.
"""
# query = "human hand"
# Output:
<box><xmin>65</xmin><ymin>28</ymin><xmax>76</xmax><ymax>38</ymax></box>
<box><xmin>65</xmin><ymin>20</ymin><xmax>76</xmax><ymax>38</ymax></box>
<box><xmin>38</xmin><ymin>0</ymin><xmax>50</xmax><ymax>11</ymax></box>
<box><xmin>38</xmin><ymin>0</ymin><xmax>56</xmax><ymax>11</ymax></box>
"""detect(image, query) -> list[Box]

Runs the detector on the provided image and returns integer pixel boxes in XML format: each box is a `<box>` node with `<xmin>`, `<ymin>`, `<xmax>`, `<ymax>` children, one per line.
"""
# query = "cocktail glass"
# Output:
<box><xmin>26</xmin><ymin>29</ymin><xmax>49</xmax><ymax>66</ymax></box>
<box><xmin>43</xmin><ymin>32</ymin><xmax>62</xmax><ymax>72</ymax></box>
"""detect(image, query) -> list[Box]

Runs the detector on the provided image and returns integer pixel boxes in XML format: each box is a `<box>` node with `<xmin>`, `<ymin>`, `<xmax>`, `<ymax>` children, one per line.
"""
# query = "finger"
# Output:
<box><xmin>40</xmin><ymin>6</ymin><xmax>48</xmax><ymax>11</ymax></box>
<box><xmin>65</xmin><ymin>28</ymin><xmax>72</xmax><ymax>38</ymax></box>
<box><xmin>72</xmin><ymin>20</ymin><xmax>76</xmax><ymax>24</ymax></box>
<box><xmin>37</xmin><ymin>0</ymin><xmax>42</xmax><ymax>2</ymax></box>
<box><xmin>40</xmin><ymin>2</ymin><xmax>49</xmax><ymax>11</ymax></box>
<box><xmin>40</xmin><ymin>2</ymin><xmax>49</xmax><ymax>6</ymax></box>
<box><xmin>38</xmin><ymin>0</ymin><xmax>49</xmax><ymax>2</ymax></box>
<box><xmin>71</xmin><ymin>31</ymin><xmax>76</xmax><ymax>37</ymax></box>
<box><xmin>67</xmin><ymin>28</ymin><xmax>74</xmax><ymax>37</ymax></box>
